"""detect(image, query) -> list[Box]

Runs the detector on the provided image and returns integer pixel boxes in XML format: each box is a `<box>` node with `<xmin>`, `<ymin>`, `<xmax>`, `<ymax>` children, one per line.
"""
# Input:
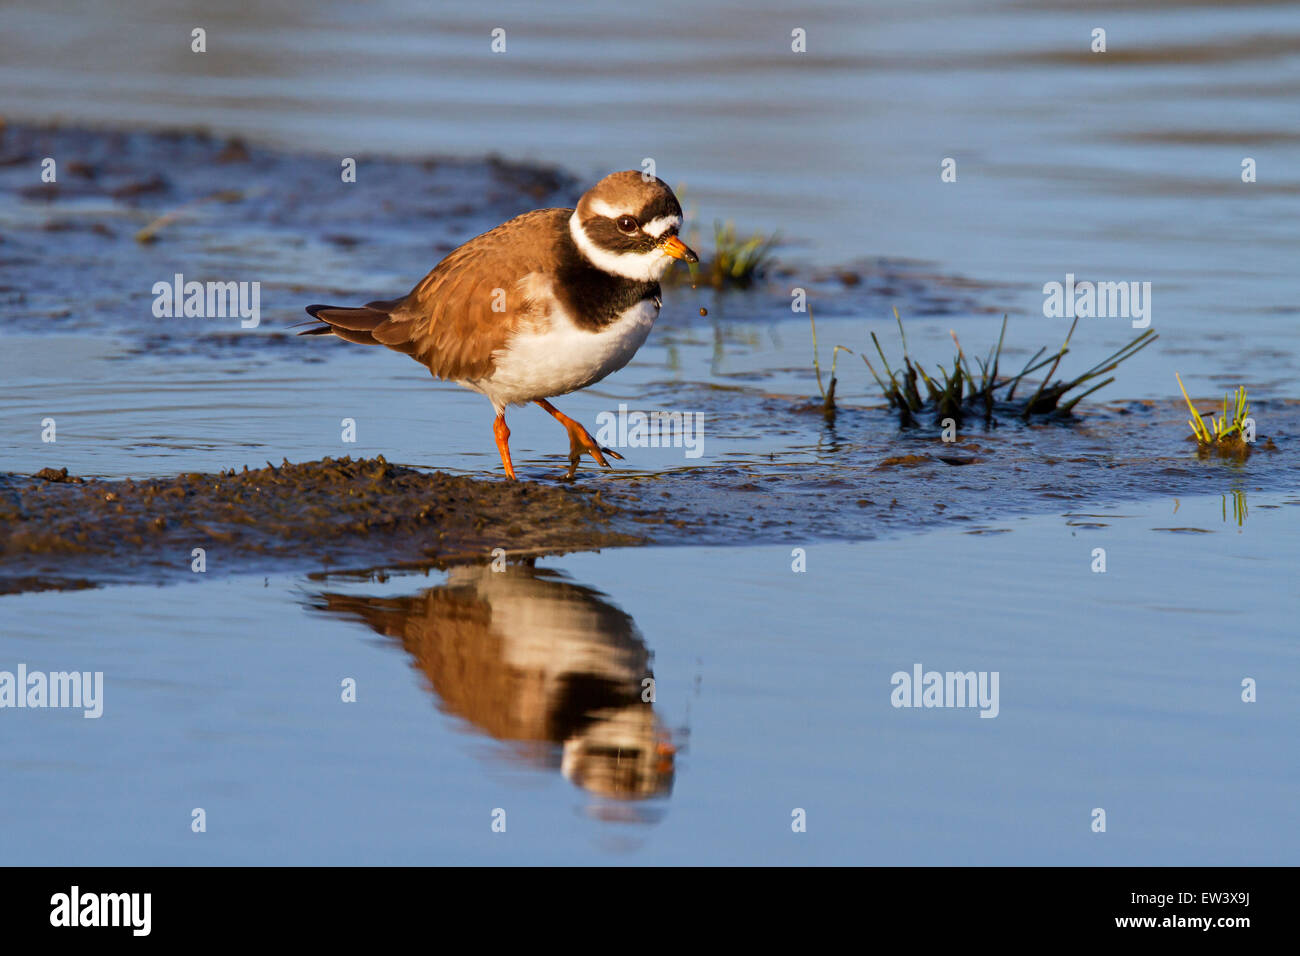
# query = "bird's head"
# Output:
<box><xmin>570</xmin><ymin>170</ymin><xmax>698</xmax><ymax>282</ymax></box>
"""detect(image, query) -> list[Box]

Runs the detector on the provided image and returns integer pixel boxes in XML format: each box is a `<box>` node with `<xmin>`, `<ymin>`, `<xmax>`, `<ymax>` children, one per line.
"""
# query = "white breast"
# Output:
<box><xmin>467</xmin><ymin>296</ymin><xmax>659</xmax><ymax>412</ymax></box>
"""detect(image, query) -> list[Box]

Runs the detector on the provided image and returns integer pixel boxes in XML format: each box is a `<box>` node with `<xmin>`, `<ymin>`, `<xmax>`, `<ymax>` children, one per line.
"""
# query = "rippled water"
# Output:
<box><xmin>2</xmin><ymin>0</ymin><xmax>1298</xmax><ymax>864</ymax></box>
<box><xmin>4</xmin><ymin>0</ymin><xmax>1299</xmax><ymax>394</ymax></box>
<box><xmin>2</xmin><ymin>492</ymin><xmax>1295</xmax><ymax>864</ymax></box>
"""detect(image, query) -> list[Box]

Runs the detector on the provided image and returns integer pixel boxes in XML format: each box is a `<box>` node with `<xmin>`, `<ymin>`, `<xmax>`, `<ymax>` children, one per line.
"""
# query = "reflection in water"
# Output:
<box><xmin>307</xmin><ymin>563</ymin><xmax>675</xmax><ymax>814</ymax></box>
<box><xmin>1223</xmin><ymin>489</ymin><xmax>1248</xmax><ymax>529</ymax></box>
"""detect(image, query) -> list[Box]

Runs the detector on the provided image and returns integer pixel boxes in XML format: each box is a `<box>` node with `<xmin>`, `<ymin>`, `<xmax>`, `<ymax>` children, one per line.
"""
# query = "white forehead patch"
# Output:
<box><xmin>642</xmin><ymin>215</ymin><xmax>682</xmax><ymax>239</ymax></box>
<box><xmin>586</xmin><ymin>197</ymin><xmax>628</xmax><ymax>220</ymax></box>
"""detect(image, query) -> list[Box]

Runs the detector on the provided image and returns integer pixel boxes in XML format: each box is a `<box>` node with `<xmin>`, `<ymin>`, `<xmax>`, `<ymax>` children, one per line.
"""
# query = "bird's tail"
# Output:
<box><xmin>298</xmin><ymin>299</ymin><xmax>401</xmax><ymax>346</ymax></box>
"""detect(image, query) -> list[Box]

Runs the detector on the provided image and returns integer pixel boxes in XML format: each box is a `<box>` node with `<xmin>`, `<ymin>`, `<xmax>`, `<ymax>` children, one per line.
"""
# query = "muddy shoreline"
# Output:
<box><xmin>0</xmin><ymin>456</ymin><xmax>645</xmax><ymax>594</ymax></box>
<box><xmin>4</xmin><ymin>397</ymin><xmax>1295</xmax><ymax>594</ymax></box>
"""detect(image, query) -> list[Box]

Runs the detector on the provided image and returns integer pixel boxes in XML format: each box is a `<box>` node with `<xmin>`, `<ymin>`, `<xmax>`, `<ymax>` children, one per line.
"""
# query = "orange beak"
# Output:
<box><xmin>660</xmin><ymin>235</ymin><xmax>698</xmax><ymax>263</ymax></box>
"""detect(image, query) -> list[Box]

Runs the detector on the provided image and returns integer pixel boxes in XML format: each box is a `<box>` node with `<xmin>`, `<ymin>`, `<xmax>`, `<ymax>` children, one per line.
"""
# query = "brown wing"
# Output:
<box><xmin>363</xmin><ymin>207</ymin><xmax>570</xmax><ymax>380</ymax></box>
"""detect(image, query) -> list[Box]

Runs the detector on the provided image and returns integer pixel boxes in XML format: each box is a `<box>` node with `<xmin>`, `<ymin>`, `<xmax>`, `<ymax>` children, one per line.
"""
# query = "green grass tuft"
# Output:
<box><xmin>1176</xmin><ymin>374</ymin><xmax>1252</xmax><ymax>450</ymax></box>
<box><xmin>857</xmin><ymin>312</ymin><xmax>1157</xmax><ymax>427</ymax></box>
<box><xmin>808</xmin><ymin>305</ymin><xmax>852</xmax><ymax>421</ymax></box>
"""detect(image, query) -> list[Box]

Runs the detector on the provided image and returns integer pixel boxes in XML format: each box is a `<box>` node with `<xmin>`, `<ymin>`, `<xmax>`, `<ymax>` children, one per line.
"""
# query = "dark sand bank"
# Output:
<box><xmin>4</xmin><ymin>397</ymin><xmax>1293</xmax><ymax>593</ymax></box>
<box><xmin>0</xmin><ymin>456</ymin><xmax>640</xmax><ymax>593</ymax></box>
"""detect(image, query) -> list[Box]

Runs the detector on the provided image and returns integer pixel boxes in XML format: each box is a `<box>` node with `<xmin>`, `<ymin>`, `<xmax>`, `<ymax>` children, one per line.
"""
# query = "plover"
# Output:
<box><xmin>301</xmin><ymin>171</ymin><xmax>697</xmax><ymax>479</ymax></box>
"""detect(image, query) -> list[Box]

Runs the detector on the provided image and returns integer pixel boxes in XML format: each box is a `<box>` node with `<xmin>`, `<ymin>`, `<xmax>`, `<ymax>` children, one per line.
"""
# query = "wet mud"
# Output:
<box><xmin>605</xmin><ymin>395</ymin><xmax>1297</xmax><ymax>544</ymax></box>
<box><xmin>4</xmin><ymin>397</ymin><xmax>1296</xmax><ymax>593</ymax></box>
<box><xmin>0</xmin><ymin>456</ymin><xmax>640</xmax><ymax>594</ymax></box>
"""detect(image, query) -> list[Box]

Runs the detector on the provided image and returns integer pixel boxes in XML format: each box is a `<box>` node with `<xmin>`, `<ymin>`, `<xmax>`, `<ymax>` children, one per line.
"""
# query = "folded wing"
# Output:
<box><xmin>301</xmin><ymin>208</ymin><xmax>570</xmax><ymax>381</ymax></box>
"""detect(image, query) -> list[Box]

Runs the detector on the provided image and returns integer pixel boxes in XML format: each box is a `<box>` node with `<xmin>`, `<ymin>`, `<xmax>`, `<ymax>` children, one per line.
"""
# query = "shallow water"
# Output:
<box><xmin>2</xmin><ymin>2</ymin><xmax>1298</xmax><ymax>864</ymax></box>
<box><xmin>1</xmin><ymin>491</ymin><xmax>1295</xmax><ymax>864</ymax></box>
<box><xmin>4</xmin><ymin>0</ymin><xmax>1299</xmax><ymax>395</ymax></box>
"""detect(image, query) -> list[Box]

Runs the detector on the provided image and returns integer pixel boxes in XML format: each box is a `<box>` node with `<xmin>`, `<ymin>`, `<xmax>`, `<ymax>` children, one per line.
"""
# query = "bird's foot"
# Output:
<box><xmin>562</xmin><ymin>424</ymin><xmax>623</xmax><ymax>480</ymax></box>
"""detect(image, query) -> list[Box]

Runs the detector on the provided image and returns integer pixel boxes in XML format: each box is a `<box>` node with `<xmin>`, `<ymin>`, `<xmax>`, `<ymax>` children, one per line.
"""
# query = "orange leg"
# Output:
<box><xmin>534</xmin><ymin>399</ymin><xmax>624</xmax><ymax>479</ymax></box>
<box><xmin>493</xmin><ymin>413</ymin><xmax>516</xmax><ymax>480</ymax></box>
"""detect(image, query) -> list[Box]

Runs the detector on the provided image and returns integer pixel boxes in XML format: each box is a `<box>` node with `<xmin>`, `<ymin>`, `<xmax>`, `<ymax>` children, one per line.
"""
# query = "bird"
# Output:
<box><xmin>300</xmin><ymin>171</ymin><xmax>698</xmax><ymax>480</ymax></box>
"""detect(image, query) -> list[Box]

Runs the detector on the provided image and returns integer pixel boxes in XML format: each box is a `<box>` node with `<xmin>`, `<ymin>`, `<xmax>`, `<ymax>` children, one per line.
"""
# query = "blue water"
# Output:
<box><xmin>2</xmin><ymin>492</ymin><xmax>1294</xmax><ymax>864</ymax></box>
<box><xmin>3</xmin><ymin>0</ymin><xmax>1300</xmax><ymax>396</ymax></box>
<box><xmin>1</xmin><ymin>0</ymin><xmax>1298</xmax><ymax>865</ymax></box>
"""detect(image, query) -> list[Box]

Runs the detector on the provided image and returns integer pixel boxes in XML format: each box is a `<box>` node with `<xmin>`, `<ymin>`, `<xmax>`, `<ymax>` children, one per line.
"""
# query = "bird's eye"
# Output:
<box><xmin>616</xmin><ymin>215</ymin><xmax>638</xmax><ymax>234</ymax></box>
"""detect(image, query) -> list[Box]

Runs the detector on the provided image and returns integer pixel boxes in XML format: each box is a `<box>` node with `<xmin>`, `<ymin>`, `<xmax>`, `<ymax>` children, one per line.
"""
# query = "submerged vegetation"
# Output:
<box><xmin>1176</xmin><ymin>375</ymin><xmax>1253</xmax><ymax>457</ymax></box>
<box><xmin>858</xmin><ymin>311</ymin><xmax>1158</xmax><ymax>427</ymax></box>
<box><xmin>808</xmin><ymin>306</ymin><xmax>853</xmax><ymax>421</ymax></box>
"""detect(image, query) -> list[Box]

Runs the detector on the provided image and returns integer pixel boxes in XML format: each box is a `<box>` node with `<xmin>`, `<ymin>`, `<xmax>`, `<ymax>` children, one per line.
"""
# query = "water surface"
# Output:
<box><xmin>1</xmin><ymin>492</ymin><xmax>1294</xmax><ymax>864</ymax></box>
<box><xmin>1</xmin><ymin>0</ymin><xmax>1297</xmax><ymax>865</ymax></box>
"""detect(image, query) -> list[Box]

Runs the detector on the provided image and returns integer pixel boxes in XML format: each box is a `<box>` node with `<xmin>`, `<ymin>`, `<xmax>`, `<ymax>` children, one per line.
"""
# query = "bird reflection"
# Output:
<box><xmin>307</xmin><ymin>563</ymin><xmax>675</xmax><ymax>808</ymax></box>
